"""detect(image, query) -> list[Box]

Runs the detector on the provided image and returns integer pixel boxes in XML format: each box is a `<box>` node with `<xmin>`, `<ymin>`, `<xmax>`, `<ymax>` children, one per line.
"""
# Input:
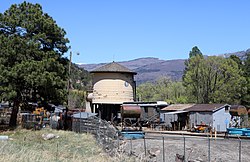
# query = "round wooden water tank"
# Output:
<box><xmin>92</xmin><ymin>73</ymin><xmax>135</xmax><ymax>104</ymax></box>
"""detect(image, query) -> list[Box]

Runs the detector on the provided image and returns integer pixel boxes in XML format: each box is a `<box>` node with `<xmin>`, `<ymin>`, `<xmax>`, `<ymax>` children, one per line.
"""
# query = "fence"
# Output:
<box><xmin>120</xmin><ymin>134</ymin><xmax>250</xmax><ymax>162</ymax></box>
<box><xmin>72</xmin><ymin>116</ymin><xmax>250</xmax><ymax>161</ymax></box>
<box><xmin>72</xmin><ymin>116</ymin><xmax>120</xmax><ymax>155</ymax></box>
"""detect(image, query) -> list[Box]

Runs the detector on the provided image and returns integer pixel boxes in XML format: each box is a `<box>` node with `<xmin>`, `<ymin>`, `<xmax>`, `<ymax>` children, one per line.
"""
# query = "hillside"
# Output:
<box><xmin>79</xmin><ymin>49</ymin><xmax>249</xmax><ymax>84</ymax></box>
<box><xmin>79</xmin><ymin>57</ymin><xmax>184</xmax><ymax>84</ymax></box>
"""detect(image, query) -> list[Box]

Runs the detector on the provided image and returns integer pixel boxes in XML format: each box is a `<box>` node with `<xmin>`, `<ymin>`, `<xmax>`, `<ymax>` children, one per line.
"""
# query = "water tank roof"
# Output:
<box><xmin>90</xmin><ymin>62</ymin><xmax>137</xmax><ymax>74</ymax></box>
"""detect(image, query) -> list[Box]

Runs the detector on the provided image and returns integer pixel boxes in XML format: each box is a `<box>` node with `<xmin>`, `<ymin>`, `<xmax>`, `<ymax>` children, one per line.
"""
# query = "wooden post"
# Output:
<box><xmin>214</xmin><ymin>128</ymin><xmax>217</xmax><ymax>139</ymax></box>
<box><xmin>210</xmin><ymin>128</ymin><xmax>213</xmax><ymax>139</ymax></box>
<box><xmin>98</xmin><ymin>105</ymin><xmax>101</xmax><ymax>118</ymax></box>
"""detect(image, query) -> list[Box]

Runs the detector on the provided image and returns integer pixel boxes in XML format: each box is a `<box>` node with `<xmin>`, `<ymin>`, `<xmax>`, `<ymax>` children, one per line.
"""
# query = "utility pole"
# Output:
<box><xmin>65</xmin><ymin>51</ymin><xmax>79</xmax><ymax>130</ymax></box>
<box><xmin>65</xmin><ymin>51</ymin><xmax>72</xmax><ymax>130</ymax></box>
<box><xmin>67</xmin><ymin>51</ymin><xmax>72</xmax><ymax>106</ymax></box>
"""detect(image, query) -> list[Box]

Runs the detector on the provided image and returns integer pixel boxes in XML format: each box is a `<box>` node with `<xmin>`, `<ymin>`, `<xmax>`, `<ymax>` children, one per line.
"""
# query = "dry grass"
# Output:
<box><xmin>0</xmin><ymin>128</ymin><xmax>128</xmax><ymax>162</ymax></box>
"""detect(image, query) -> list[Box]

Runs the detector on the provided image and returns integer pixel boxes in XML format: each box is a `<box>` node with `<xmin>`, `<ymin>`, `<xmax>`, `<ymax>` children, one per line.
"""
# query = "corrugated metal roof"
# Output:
<box><xmin>185</xmin><ymin>104</ymin><xmax>228</xmax><ymax>112</ymax></box>
<box><xmin>162</xmin><ymin>110</ymin><xmax>188</xmax><ymax>115</ymax></box>
<box><xmin>161</xmin><ymin>104</ymin><xmax>195</xmax><ymax>111</ymax></box>
<box><xmin>90</xmin><ymin>62</ymin><xmax>137</xmax><ymax>74</ymax></box>
<box><xmin>72</xmin><ymin>112</ymin><xmax>97</xmax><ymax>119</ymax></box>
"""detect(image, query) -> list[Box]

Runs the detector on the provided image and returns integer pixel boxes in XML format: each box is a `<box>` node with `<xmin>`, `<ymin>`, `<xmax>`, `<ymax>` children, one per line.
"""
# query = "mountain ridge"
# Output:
<box><xmin>79</xmin><ymin>49</ymin><xmax>249</xmax><ymax>84</ymax></box>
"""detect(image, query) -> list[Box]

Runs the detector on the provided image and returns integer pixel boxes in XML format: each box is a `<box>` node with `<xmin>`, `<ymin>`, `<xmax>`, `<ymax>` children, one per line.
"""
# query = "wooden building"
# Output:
<box><xmin>87</xmin><ymin>62</ymin><xmax>137</xmax><ymax>121</ymax></box>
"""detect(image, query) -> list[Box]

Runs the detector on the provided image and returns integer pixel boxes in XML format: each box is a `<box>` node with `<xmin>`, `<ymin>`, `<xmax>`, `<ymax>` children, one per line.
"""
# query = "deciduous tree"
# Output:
<box><xmin>183</xmin><ymin>48</ymin><xmax>246</xmax><ymax>104</ymax></box>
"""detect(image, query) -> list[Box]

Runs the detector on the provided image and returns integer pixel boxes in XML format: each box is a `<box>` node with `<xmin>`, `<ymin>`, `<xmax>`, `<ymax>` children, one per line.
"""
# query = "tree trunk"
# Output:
<box><xmin>9</xmin><ymin>99</ymin><xmax>20</xmax><ymax>127</ymax></box>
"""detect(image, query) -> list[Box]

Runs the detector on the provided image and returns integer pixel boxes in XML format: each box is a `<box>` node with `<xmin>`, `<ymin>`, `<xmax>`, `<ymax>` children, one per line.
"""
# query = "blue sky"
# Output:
<box><xmin>1</xmin><ymin>0</ymin><xmax>250</xmax><ymax>64</ymax></box>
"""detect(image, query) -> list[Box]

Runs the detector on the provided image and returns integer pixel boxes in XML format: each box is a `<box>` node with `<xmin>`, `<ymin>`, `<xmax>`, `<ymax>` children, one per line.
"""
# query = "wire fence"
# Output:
<box><xmin>121</xmin><ymin>135</ymin><xmax>250</xmax><ymax>162</ymax></box>
<box><xmin>72</xmin><ymin>116</ymin><xmax>250</xmax><ymax>162</ymax></box>
<box><xmin>72</xmin><ymin>116</ymin><xmax>120</xmax><ymax>155</ymax></box>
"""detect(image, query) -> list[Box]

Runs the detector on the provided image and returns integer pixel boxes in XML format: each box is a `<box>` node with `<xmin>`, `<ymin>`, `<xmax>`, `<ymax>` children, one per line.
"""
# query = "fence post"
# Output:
<box><xmin>98</xmin><ymin>119</ymin><xmax>100</xmax><ymax>143</ymax></box>
<box><xmin>80</xmin><ymin>112</ymin><xmax>81</xmax><ymax>133</ymax></box>
<box><xmin>183</xmin><ymin>136</ymin><xmax>186</xmax><ymax>162</ymax></box>
<box><xmin>144</xmin><ymin>137</ymin><xmax>147</xmax><ymax>157</ymax></box>
<box><xmin>162</xmin><ymin>137</ymin><xmax>165</xmax><ymax>162</ymax></box>
<box><xmin>130</xmin><ymin>138</ymin><xmax>133</xmax><ymax>155</ymax></box>
<box><xmin>96</xmin><ymin>119</ymin><xmax>98</xmax><ymax>137</ymax></box>
<box><xmin>117</xmin><ymin>133</ymin><xmax>120</xmax><ymax>150</ymax></box>
<box><xmin>56</xmin><ymin>142</ymin><xmax>59</xmax><ymax>161</ymax></box>
<box><xmin>80</xmin><ymin>118</ymin><xmax>82</xmax><ymax>133</ymax></box>
<box><xmin>208</xmin><ymin>138</ymin><xmax>210</xmax><ymax>162</ymax></box>
<box><xmin>239</xmin><ymin>138</ymin><xmax>241</xmax><ymax>162</ymax></box>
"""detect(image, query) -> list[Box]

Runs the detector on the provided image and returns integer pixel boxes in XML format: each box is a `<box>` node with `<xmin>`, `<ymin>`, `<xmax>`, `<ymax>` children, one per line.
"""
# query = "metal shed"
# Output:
<box><xmin>160</xmin><ymin>104</ymin><xmax>194</xmax><ymax>130</ymax></box>
<box><xmin>185</xmin><ymin>104</ymin><xmax>231</xmax><ymax>132</ymax></box>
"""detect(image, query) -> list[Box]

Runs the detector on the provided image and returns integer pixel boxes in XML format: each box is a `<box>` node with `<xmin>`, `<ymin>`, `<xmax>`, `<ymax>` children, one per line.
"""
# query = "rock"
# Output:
<box><xmin>42</xmin><ymin>133</ymin><xmax>59</xmax><ymax>140</ymax></box>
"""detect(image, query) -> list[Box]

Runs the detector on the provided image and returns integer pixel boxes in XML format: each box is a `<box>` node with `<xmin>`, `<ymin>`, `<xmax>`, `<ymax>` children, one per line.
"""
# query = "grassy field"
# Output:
<box><xmin>0</xmin><ymin>128</ymin><xmax>128</xmax><ymax>162</ymax></box>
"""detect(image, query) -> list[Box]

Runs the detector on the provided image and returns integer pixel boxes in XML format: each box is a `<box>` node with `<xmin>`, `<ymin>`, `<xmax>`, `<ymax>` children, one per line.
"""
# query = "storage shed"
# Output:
<box><xmin>185</xmin><ymin>104</ymin><xmax>231</xmax><ymax>132</ymax></box>
<box><xmin>160</xmin><ymin>104</ymin><xmax>194</xmax><ymax>130</ymax></box>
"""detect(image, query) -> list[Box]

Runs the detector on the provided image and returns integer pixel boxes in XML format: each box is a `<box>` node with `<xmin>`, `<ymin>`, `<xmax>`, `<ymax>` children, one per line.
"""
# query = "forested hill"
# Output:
<box><xmin>79</xmin><ymin>49</ymin><xmax>250</xmax><ymax>84</ymax></box>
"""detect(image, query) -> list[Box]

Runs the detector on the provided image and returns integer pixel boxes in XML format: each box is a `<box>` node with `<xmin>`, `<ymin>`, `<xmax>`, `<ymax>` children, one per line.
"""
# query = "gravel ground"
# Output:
<box><xmin>119</xmin><ymin>133</ymin><xmax>250</xmax><ymax>162</ymax></box>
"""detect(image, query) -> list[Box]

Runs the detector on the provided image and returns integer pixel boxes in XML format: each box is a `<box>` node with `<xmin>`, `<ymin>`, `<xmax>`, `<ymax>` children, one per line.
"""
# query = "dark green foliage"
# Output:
<box><xmin>70</xmin><ymin>64</ymin><xmax>92</xmax><ymax>91</ymax></box>
<box><xmin>242</xmin><ymin>52</ymin><xmax>250</xmax><ymax>107</ymax></box>
<box><xmin>229</xmin><ymin>55</ymin><xmax>243</xmax><ymax>69</ymax></box>
<box><xmin>0</xmin><ymin>2</ymin><xmax>69</xmax><ymax>126</ymax></box>
<box><xmin>183</xmin><ymin>46</ymin><xmax>204</xmax><ymax>103</ymax></box>
<box><xmin>68</xmin><ymin>90</ymin><xmax>85</xmax><ymax>109</ymax></box>
<box><xmin>136</xmin><ymin>77</ymin><xmax>188</xmax><ymax>104</ymax></box>
<box><xmin>183</xmin><ymin>47</ymin><xmax>246</xmax><ymax>104</ymax></box>
<box><xmin>68</xmin><ymin>64</ymin><xmax>91</xmax><ymax>109</ymax></box>
<box><xmin>189</xmin><ymin>46</ymin><xmax>203</xmax><ymax>58</ymax></box>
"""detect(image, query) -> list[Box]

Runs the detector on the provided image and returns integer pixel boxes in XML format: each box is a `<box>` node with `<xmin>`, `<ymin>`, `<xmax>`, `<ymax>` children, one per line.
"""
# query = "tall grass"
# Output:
<box><xmin>0</xmin><ymin>128</ymin><xmax>121</xmax><ymax>162</ymax></box>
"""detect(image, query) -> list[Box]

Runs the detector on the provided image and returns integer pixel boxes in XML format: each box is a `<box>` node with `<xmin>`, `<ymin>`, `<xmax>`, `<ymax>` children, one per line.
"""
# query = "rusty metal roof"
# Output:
<box><xmin>90</xmin><ymin>62</ymin><xmax>137</xmax><ymax>74</ymax></box>
<box><xmin>230</xmin><ymin>105</ymin><xmax>247</xmax><ymax>115</ymax></box>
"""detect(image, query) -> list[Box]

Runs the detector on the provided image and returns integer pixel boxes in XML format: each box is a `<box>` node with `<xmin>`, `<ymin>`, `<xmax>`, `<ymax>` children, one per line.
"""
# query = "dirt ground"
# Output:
<box><xmin>119</xmin><ymin>133</ymin><xmax>250</xmax><ymax>162</ymax></box>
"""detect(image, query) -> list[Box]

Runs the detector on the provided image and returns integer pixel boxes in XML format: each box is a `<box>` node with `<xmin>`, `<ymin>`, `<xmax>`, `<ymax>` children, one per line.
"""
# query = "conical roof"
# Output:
<box><xmin>90</xmin><ymin>62</ymin><xmax>137</xmax><ymax>74</ymax></box>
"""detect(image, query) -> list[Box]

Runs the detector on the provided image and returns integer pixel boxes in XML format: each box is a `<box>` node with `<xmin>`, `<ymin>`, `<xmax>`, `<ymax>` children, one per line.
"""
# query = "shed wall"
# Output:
<box><xmin>189</xmin><ymin>112</ymin><xmax>213</xmax><ymax>128</ymax></box>
<box><xmin>213</xmin><ymin>108</ymin><xmax>231</xmax><ymax>132</ymax></box>
<box><xmin>161</xmin><ymin>113</ymin><xmax>178</xmax><ymax>127</ymax></box>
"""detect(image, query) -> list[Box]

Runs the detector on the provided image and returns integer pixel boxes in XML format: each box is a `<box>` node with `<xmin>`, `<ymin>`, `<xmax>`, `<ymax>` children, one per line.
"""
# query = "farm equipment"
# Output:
<box><xmin>20</xmin><ymin>107</ymin><xmax>50</xmax><ymax>129</ymax></box>
<box><xmin>33</xmin><ymin>107</ymin><xmax>47</xmax><ymax>117</ymax></box>
<box><xmin>193</xmin><ymin>124</ymin><xmax>209</xmax><ymax>133</ymax></box>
